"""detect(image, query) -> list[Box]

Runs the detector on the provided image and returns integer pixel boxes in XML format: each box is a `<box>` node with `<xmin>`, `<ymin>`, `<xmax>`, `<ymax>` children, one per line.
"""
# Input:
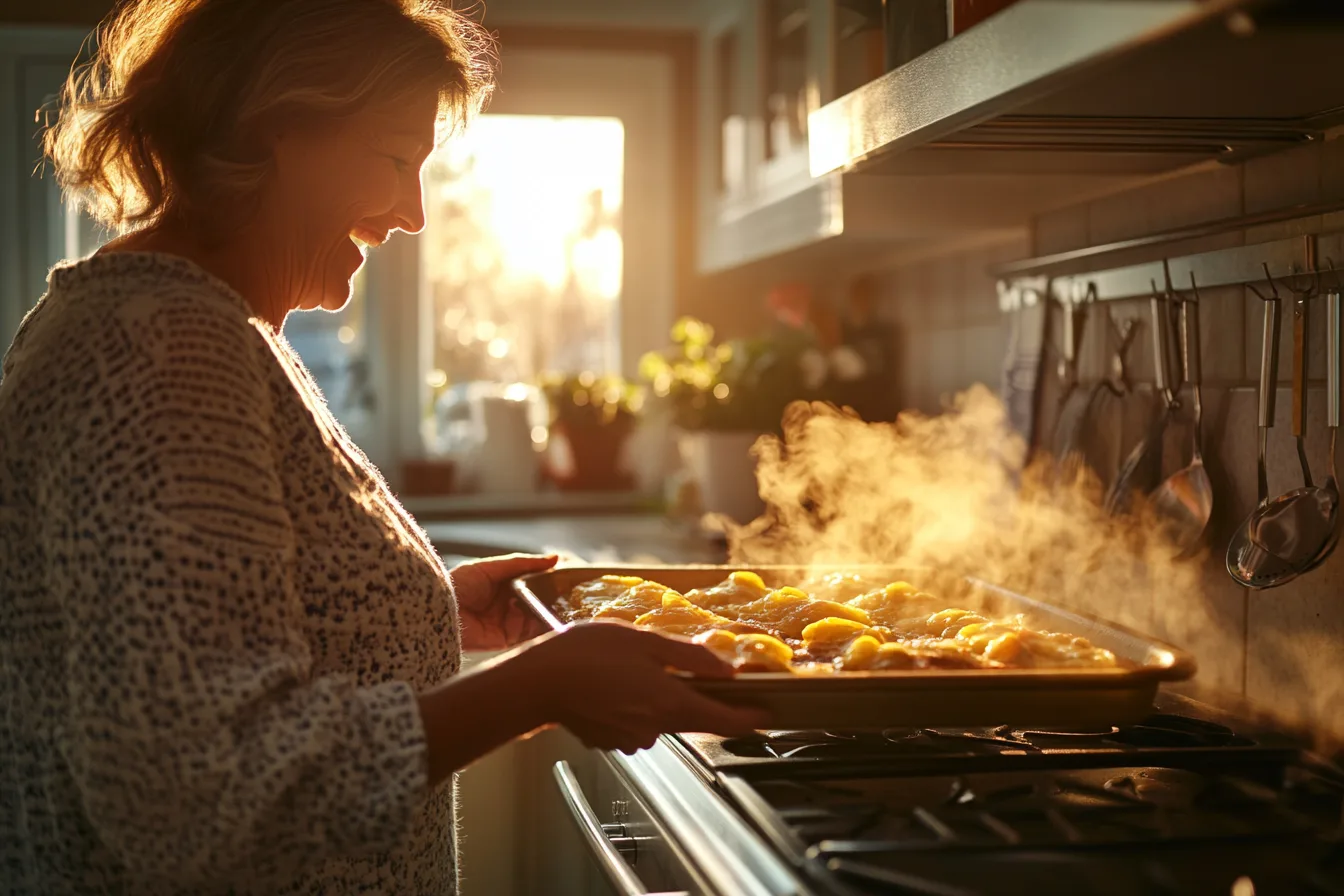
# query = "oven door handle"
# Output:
<box><xmin>553</xmin><ymin>761</ymin><xmax>689</xmax><ymax>896</ymax></box>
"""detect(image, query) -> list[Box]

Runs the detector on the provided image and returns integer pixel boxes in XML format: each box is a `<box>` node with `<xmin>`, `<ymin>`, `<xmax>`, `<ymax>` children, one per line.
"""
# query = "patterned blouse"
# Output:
<box><xmin>0</xmin><ymin>252</ymin><xmax>460</xmax><ymax>894</ymax></box>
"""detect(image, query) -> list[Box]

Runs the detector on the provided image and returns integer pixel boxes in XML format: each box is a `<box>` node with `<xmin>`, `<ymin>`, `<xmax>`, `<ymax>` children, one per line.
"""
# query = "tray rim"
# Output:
<box><xmin>512</xmin><ymin>564</ymin><xmax>1199</xmax><ymax>687</ymax></box>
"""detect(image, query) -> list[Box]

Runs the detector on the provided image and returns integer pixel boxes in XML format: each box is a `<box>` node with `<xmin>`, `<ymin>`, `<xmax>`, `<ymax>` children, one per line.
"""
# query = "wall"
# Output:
<box><xmin>866</xmin><ymin>136</ymin><xmax>1344</xmax><ymax>746</ymax></box>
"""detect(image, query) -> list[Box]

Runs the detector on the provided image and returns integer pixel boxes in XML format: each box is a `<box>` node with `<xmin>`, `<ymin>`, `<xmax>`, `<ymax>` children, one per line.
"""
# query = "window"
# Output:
<box><xmin>418</xmin><ymin>114</ymin><xmax>626</xmax><ymax>452</ymax></box>
<box><xmin>421</xmin><ymin>114</ymin><xmax>624</xmax><ymax>385</ymax></box>
<box><xmin>282</xmin><ymin>270</ymin><xmax>374</xmax><ymax>433</ymax></box>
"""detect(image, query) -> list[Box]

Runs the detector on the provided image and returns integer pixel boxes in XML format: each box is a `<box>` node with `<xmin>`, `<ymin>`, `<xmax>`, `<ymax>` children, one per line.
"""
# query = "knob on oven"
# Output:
<box><xmin>600</xmin><ymin>823</ymin><xmax>638</xmax><ymax>866</ymax></box>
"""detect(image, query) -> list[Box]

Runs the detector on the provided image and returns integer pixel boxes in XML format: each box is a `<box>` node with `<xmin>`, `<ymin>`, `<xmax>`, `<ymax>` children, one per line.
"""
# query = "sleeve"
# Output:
<box><xmin>54</xmin><ymin>292</ymin><xmax>429</xmax><ymax>886</ymax></box>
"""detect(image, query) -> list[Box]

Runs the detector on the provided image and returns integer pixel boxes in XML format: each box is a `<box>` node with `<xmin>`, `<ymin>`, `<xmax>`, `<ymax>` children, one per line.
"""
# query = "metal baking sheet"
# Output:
<box><xmin>514</xmin><ymin>565</ymin><xmax>1198</xmax><ymax>731</ymax></box>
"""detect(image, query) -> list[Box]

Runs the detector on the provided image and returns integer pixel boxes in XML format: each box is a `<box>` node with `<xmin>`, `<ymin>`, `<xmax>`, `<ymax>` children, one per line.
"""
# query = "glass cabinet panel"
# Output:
<box><xmin>761</xmin><ymin>0</ymin><xmax>809</xmax><ymax>161</ymax></box>
<box><xmin>833</xmin><ymin>0</ymin><xmax>884</xmax><ymax>99</ymax></box>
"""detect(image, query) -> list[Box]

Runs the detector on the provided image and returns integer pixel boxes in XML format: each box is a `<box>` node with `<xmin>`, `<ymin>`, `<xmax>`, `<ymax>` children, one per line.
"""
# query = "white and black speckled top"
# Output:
<box><xmin>0</xmin><ymin>252</ymin><xmax>460</xmax><ymax>895</ymax></box>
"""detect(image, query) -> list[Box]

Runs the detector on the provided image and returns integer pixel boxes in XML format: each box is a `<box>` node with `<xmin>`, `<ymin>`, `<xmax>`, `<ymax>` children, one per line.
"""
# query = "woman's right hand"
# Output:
<box><xmin>522</xmin><ymin>621</ymin><xmax>770</xmax><ymax>753</ymax></box>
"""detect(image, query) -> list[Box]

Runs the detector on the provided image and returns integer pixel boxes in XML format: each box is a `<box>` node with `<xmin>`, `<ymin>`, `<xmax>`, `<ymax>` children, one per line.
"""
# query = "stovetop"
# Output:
<box><xmin>671</xmin><ymin>694</ymin><xmax>1344</xmax><ymax>895</ymax></box>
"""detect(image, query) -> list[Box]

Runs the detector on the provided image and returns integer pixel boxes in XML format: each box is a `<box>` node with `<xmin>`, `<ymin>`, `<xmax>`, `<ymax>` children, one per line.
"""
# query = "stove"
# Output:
<box><xmin>669</xmin><ymin>694</ymin><xmax>1344</xmax><ymax>896</ymax></box>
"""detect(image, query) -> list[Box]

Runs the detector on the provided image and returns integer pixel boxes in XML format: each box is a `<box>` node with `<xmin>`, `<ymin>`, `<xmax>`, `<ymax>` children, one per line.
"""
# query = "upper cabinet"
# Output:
<box><xmin>697</xmin><ymin>0</ymin><xmax>890</xmax><ymax>274</ymax></box>
<box><xmin>699</xmin><ymin>0</ymin><xmax>1344</xmax><ymax>275</ymax></box>
<box><xmin>694</xmin><ymin>0</ymin><xmax>1125</xmax><ymax>275</ymax></box>
<box><xmin>808</xmin><ymin>0</ymin><xmax>1344</xmax><ymax>180</ymax></box>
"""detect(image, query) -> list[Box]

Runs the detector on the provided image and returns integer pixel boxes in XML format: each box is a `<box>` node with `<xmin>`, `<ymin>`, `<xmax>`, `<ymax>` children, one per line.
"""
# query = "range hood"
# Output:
<box><xmin>809</xmin><ymin>0</ymin><xmax>1344</xmax><ymax>179</ymax></box>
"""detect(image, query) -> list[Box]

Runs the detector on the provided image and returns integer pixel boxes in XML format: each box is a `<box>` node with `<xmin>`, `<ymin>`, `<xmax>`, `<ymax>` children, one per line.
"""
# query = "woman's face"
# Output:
<box><xmin>263</xmin><ymin>87</ymin><xmax>438</xmax><ymax>313</ymax></box>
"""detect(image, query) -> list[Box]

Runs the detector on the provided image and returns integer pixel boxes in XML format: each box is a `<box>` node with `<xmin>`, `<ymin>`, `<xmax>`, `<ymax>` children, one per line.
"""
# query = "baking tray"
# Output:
<box><xmin>514</xmin><ymin>565</ymin><xmax>1198</xmax><ymax>730</ymax></box>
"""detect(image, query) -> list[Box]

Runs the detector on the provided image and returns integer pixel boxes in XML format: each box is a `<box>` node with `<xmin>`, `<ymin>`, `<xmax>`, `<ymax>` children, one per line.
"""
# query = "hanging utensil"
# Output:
<box><xmin>1228</xmin><ymin>267</ymin><xmax>1336</xmax><ymax>588</ymax></box>
<box><xmin>1227</xmin><ymin>275</ymin><xmax>1289</xmax><ymax>586</ymax></box>
<box><xmin>1051</xmin><ymin>295</ymin><xmax>1091</xmax><ymax>465</ymax></box>
<box><xmin>1105</xmin><ymin>283</ymin><xmax>1178</xmax><ymax>515</ymax></box>
<box><xmin>1150</xmin><ymin>275</ymin><xmax>1213</xmax><ymax>556</ymax></box>
<box><xmin>1306</xmin><ymin>284</ymin><xmax>1342</xmax><ymax>570</ymax></box>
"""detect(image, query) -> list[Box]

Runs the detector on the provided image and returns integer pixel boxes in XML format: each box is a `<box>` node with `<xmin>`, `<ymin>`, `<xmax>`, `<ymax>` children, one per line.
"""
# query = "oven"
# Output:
<box><xmin>552</xmin><ymin>739</ymin><xmax>809</xmax><ymax>896</ymax></box>
<box><xmin>554</xmin><ymin>758</ymin><xmax>710</xmax><ymax>896</ymax></box>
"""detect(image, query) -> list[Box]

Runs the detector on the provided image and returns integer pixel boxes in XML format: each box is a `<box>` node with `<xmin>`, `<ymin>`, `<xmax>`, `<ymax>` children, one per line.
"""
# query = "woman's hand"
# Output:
<box><xmin>521</xmin><ymin>621</ymin><xmax>770</xmax><ymax>753</ymax></box>
<box><xmin>450</xmin><ymin>553</ymin><xmax>557</xmax><ymax>651</ymax></box>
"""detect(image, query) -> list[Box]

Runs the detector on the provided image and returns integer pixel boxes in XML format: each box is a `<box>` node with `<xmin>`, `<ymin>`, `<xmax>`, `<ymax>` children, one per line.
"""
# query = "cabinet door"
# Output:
<box><xmin>0</xmin><ymin>27</ymin><xmax>88</xmax><ymax>355</ymax></box>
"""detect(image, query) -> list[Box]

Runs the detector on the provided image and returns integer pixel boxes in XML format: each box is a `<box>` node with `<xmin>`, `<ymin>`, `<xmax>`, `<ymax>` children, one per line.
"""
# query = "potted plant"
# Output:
<box><xmin>539</xmin><ymin>371</ymin><xmax>644</xmax><ymax>492</ymax></box>
<box><xmin>639</xmin><ymin>314</ymin><xmax>861</xmax><ymax>523</ymax></box>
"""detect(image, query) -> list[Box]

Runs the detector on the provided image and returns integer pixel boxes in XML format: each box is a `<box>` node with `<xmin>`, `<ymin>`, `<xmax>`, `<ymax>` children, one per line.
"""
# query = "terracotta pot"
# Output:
<box><xmin>546</xmin><ymin>415</ymin><xmax>636</xmax><ymax>492</ymax></box>
<box><xmin>401</xmin><ymin>458</ymin><xmax>457</xmax><ymax>496</ymax></box>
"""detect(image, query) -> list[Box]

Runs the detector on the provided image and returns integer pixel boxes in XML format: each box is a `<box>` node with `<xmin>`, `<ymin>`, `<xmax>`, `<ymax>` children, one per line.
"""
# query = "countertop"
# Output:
<box><xmin>421</xmin><ymin>512</ymin><xmax>728</xmax><ymax>565</ymax></box>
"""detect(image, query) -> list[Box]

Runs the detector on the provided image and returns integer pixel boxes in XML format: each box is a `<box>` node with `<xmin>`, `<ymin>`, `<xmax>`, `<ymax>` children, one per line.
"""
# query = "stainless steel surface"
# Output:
<box><xmin>1227</xmin><ymin>294</ymin><xmax>1287</xmax><ymax>586</ymax></box>
<box><xmin>1258</xmin><ymin>294</ymin><xmax>1282</xmax><ymax>502</ymax></box>
<box><xmin>1057</xmin><ymin>296</ymin><xmax>1086</xmax><ymax>401</ymax></box>
<box><xmin>554</xmin><ymin>761</ymin><xmax>652</xmax><ymax>896</ymax></box>
<box><xmin>516</xmin><ymin>566</ymin><xmax>1196</xmax><ymax>731</ymax></box>
<box><xmin>1105</xmin><ymin>292</ymin><xmax>1176</xmax><ymax>515</ymax></box>
<box><xmin>1311</xmin><ymin>290</ymin><xmax>1343</xmax><ymax>568</ymax></box>
<box><xmin>1293</xmin><ymin>293</ymin><xmax>1314</xmax><ymax>487</ymax></box>
<box><xmin>1247</xmin><ymin>283</ymin><xmax>1337</xmax><ymax>586</ymax></box>
<box><xmin>1226</xmin><ymin>283</ymin><xmax>1339</xmax><ymax>589</ymax></box>
<box><xmin>993</xmin><ymin>200</ymin><xmax>1344</xmax><ymax>280</ymax></box>
<box><xmin>810</xmin><ymin>0</ymin><xmax>1344</xmax><ymax>179</ymax></box>
<box><xmin>1150</xmin><ymin>289</ymin><xmax>1214</xmax><ymax>556</ymax></box>
<box><xmin>1050</xmin><ymin>298</ymin><xmax>1091</xmax><ymax>468</ymax></box>
<box><xmin>996</xmin><ymin>230</ymin><xmax>1344</xmax><ymax>310</ymax></box>
<box><xmin>604</xmin><ymin>742</ymin><xmax>807</xmax><ymax>896</ymax></box>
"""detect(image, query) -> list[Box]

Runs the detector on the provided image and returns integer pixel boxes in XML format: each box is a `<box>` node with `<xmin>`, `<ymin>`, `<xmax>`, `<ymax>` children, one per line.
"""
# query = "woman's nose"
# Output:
<box><xmin>393</xmin><ymin>174</ymin><xmax>427</xmax><ymax>235</ymax></box>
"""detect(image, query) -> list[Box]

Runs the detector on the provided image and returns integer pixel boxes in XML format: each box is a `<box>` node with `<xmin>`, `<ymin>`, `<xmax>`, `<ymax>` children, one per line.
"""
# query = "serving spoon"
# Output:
<box><xmin>1228</xmin><ymin>282</ymin><xmax>1337</xmax><ymax>588</ymax></box>
<box><xmin>1150</xmin><ymin>280</ymin><xmax>1213</xmax><ymax>556</ymax></box>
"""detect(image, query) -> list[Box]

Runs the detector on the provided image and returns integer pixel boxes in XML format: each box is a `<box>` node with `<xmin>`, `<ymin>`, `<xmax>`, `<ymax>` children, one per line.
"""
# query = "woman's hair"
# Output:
<box><xmin>43</xmin><ymin>0</ymin><xmax>495</xmax><ymax>233</ymax></box>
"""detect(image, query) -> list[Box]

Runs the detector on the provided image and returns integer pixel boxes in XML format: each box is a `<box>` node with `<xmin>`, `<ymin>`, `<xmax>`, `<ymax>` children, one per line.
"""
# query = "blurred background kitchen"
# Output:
<box><xmin>6</xmin><ymin>1</ymin><xmax>1344</xmax><ymax>892</ymax></box>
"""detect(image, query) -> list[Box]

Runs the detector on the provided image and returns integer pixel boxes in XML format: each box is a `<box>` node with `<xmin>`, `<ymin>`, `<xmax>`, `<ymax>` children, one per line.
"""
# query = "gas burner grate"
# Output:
<box><xmin>717</xmin><ymin>713</ymin><xmax>1253</xmax><ymax>762</ymax></box>
<box><xmin>728</xmin><ymin>763</ymin><xmax>1344</xmax><ymax>896</ymax></box>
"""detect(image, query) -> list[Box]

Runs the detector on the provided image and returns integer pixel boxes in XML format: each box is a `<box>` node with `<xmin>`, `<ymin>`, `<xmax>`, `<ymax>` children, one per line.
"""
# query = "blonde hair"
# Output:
<box><xmin>44</xmin><ymin>0</ymin><xmax>494</xmax><ymax>233</ymax></box>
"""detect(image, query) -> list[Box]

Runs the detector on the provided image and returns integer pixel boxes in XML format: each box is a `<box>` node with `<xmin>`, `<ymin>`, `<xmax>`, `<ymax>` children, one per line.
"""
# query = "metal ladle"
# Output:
<box><xmin>1149</xmin><ymin>275</ymin><xmax>1213</xmax><ymax>556</ymax></box>
<box><xmin>1105</xmin><ymin>283</ymin><xmax>1179</xmax><ymax>516</ymax></box>
<box><xmin>1227</xmin><ymin>272</ymin><xmax>1337</xmax><ymax>588</ymax></box>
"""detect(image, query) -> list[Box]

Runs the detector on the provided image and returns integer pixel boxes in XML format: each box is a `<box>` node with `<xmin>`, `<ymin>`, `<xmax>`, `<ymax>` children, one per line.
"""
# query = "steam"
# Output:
<box><xmin>717</xmin><ymin>386</ymin><xmax>1208</xmax><ymax>672</ymax></box>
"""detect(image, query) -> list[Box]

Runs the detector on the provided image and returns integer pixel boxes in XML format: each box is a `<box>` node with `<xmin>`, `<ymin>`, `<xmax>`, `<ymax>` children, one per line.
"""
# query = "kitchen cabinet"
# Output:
<box><xmin>808</xmin><ymin>1</ymin><xmax>1344</xmax><ymax>180</ymax></box>
<box><xmin>693</xmin><ymin>1</ymin><xmax>1124</xmax><ymax>275</ymax></box>
<box><xmin>696</xmin><ymin>0</ymin><xmax>890</xmax><ymax>274</ymax></box>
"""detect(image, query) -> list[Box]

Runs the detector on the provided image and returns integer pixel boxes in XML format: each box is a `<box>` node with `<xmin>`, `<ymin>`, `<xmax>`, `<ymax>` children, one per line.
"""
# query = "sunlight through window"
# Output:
<box><xmin>421</xmin><ymin>114</ymin><xmax>625</xmax><ymax>391</ymax></box>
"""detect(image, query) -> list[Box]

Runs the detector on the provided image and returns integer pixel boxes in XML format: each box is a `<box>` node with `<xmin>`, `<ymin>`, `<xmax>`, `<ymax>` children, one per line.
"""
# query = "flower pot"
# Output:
<box><xmin>677</xmin><ymin>430</ymin><xmax>766</xmax><ymax>524</ymax></box>
<box><xmin>546</xmin><ymin>415</ymin><xmax>636</xmax><ymax>492</ymax></box>
<box><xmin>401</xmin><ymin>458</ymin><xmax>457</xmax><ymax>496</ymax></box>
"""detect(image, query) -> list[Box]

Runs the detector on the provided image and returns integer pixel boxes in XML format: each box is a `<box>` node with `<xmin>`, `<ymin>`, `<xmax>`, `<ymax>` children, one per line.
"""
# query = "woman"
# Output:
<box><xmin>0</xmin><ymin>1</ymin><xmax>763</xmax><ymax>893</ymax></box>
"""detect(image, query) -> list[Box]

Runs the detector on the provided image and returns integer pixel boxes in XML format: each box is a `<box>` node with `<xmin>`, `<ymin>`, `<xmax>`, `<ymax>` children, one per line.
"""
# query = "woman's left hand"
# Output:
<box><xmin>450</xmin><ymin>553</ymin><xmax>558</xmax><ymax>651</ymax></box>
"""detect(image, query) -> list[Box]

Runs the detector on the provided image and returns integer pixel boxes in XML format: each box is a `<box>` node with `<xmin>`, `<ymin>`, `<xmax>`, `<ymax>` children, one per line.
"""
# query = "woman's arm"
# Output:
<box><xmin>416</xmin><ymin>623</ymin><xmax>767</xmax><ymax>785</ymax></box>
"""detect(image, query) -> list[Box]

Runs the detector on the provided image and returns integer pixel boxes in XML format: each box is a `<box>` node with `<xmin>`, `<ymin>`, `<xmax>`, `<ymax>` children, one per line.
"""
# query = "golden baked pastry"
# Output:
<box><xmin>685</xmin><ymin>569</ymin><xmax>770</xmax><ymax>616</ymax></box>
<box><xmin>633</xmin><ymin>593</ymin><xmax>736</xmax><ymax>637</ymax></box>
<box><xmin>559</xmin><ymin>574</ymin><xmax>646</xmax><ymax>622</ymax></box>
<box><xmin>562</xmin><ymin>571</ymin><xmax>1118</xmax><ymax>674</ymax></box>
<box><xmin>592</xmin><ymin>580</ymin><xmax>678</xmax><ymax>623</ymax></box>
<box><xmin>731</xmin><ymin>587</ymin><xmax>871</xmax><ymax>640</ymax></box>
<box><xmin>693</xmin><ymin>629</ymin><xmax>794</xmax><ymax>672</ymax></box>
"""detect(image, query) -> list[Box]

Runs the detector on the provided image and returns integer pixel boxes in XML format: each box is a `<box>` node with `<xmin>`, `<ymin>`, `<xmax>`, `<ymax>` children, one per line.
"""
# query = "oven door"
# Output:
<box><xmin>554</xmin><ymin>759</ymin><xmax>710</xmax><ymax>896</ymax></box>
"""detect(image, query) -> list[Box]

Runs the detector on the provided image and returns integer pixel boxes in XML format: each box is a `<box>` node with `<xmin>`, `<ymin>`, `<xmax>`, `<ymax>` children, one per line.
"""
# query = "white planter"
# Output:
<box><xmin>677</xmin><ymin>430</ymin><xmax>767</xmax><ymax>524</ymax></box>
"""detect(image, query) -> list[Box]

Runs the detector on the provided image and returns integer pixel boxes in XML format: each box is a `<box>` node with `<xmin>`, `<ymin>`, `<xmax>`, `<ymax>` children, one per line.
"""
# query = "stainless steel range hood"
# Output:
<box><xmin>809</xmin><ymin>0</ymin><xmax>1344</xmax><ymax>179</ymax></box>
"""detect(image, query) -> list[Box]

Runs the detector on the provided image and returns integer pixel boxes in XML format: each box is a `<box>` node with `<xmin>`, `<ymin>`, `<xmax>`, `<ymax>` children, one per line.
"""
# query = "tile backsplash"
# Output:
<box><xmin>868</xmin><ymin>134</ymin><xmax>1344</xmax><ymax>746</ymax></box>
